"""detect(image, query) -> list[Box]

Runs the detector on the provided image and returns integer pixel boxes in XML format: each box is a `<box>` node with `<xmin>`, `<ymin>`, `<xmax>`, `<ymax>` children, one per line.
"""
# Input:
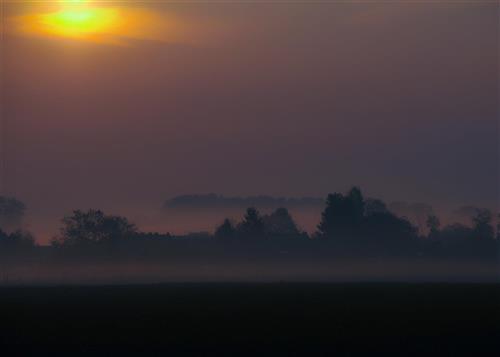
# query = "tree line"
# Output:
<box><xmin>0</xmin><ymin>187</ymin><xmax>498</xmax><ymax>257</ymax></box>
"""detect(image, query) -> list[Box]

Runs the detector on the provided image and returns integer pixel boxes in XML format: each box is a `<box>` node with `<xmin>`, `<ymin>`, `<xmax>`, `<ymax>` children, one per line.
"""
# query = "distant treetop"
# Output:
<box><xmin>0</xmin><ymin>196</ymin><xmax>26</xmax><ymax>232</ymax></box>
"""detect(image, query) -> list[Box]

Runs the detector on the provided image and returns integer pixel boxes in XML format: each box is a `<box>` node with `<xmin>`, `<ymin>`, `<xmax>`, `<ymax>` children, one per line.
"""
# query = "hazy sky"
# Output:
<box><xmin>0</xmin><ymin>1</ymin><xmax>498</xmax><ymax>240</ymax></box>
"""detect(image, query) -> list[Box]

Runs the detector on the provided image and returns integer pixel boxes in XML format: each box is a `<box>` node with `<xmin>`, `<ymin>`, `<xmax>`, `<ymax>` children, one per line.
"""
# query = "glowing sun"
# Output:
<box><xmin>10</xmin><ymin>0</ymin><xmax>184</xmax><ymax>46</ymax></box>
<box><xmin>37</xmin><ymin>4</ymin><xmax>122</xmax><ymax>41</ymax></box>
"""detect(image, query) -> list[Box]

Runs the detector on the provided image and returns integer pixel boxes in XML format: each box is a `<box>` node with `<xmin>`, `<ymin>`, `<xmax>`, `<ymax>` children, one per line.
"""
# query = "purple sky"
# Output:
<box><xmin>1</xmin><ymin>1</ymin><xmax>498</xmax><ymax>242</ymax></box>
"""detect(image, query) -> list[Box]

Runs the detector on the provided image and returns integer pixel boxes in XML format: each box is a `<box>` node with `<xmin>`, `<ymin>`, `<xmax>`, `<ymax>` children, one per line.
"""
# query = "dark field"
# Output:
<box><xmin>1</xmin><ymin>283</ymin><xmax>499</xmax><ymax>356</ymax></box>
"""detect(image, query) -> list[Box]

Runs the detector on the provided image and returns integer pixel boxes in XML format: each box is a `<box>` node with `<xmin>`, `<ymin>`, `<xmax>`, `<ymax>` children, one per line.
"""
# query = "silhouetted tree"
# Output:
<box><xmin>0</xmin><ymin>229</ymin><xmax>35</xmax><ymax>250</ymax></box>
<box><xmin>348</xmin><ymin>187</ymin><xmax>365</xmax><ymax>222</ymax></box>
<box><xmin>317</xmin><ymin>187</ymin><xmax>365</xmax><ymax>239</ymax></box>
<box><xmin>364</xmin><ymin>199</ymin><xmax>389</xmax><ymax>216</ymax></box>
<box><xmin>0</xmin><ymin>229</ymin><xmax>9</xmax><ymax>250</ymax></box>
<box><xmin>263</xmin><ymin>208</ymin><xmax>302</xmax><ymax>237</ymax></box>
<box><xmin>439</xmin><ymin>223</ymin><xmax>474</xmax><ymax>243</ymax></box>
<box><xmin>135</xmin><ymin>231</ymin><xmax>172</xmax><ymax>241</ymax></box>
<box><xmin>411</xmin><ymin>203</ymin><xmax>435</xmax><ymax>232</ymax></box>
<box><xmin>0</xmin><ymin>196</ymin><xmax>26</xmax><ymax>232</ymax></box>
<box><xmin>472</xmin><ymin>209</ymin><xmax>494</xmax><ymax>241</ymax></box>
<box><xmin>237</xmin><ymin>207</ymin><xmax>265</xmax><ymax>240</ymax></box>
<box><xmin>363</xmin><ymin>212</ymin><xmax>417</xmax><ymax>245</ymax></box>
<box><xmin>53</xmin><ymin>209</ymin><xmax>137</xmax><ymax>247</ymax></box>
<box><xmin>496</xmin><ymin>213</ymin><xmax>500</xmax><ymax>240</ymax></box>
<box><xmin>317</xmin><ymin>193</ymin><xmax>342</xmax><ymax>239</ymax></box>
<box><xmin>426</xmin><ymin>215</ymin><xmax>441</xmax><ymax>238</ymax></box>
<box><xmin>389</xmin><ymin>202</ymin><xmax>434</xmax><ymax>232</ymax></box>
<box><xmin>317</xmin><ymin>187</ymin><xmax>418</xmax><ymax>249</ymax></box>
<box><xmin>215</xmin><ymin>219</ymin><xmax>236</xmax><ymax>241</ymax></box>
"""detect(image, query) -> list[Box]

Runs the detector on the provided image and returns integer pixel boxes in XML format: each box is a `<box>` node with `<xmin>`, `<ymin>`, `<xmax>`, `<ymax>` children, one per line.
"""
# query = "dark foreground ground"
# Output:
<box><xmin>1</xmin><ymin>283</ymin><xmax>499</xmax><ymax>356</ymax></box>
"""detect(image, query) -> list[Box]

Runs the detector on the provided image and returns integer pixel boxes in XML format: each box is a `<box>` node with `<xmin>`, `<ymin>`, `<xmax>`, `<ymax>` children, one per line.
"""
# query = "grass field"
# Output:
<box><xmin>1</xmin><ymin>283</ymin><xmax>499</xmax><ymax>355</ymax></box>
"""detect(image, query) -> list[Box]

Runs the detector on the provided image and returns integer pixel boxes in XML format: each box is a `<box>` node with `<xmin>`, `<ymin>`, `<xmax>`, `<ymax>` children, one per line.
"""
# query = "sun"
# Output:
<box><xmin>34</xmin><ymin>1</ymin><xmax>123</xmax><ymax>41</ymax></box>
<box><xmin>10</xmin><ymin>0</ymin><xmax>127</xmax><ymax>44</ymax></box>
<box><xmin>38</xmin><ymin>8</ymin><xmax>121</xmax><ymax>40</ymax></box>
<box><xmin>11</xmin><ymin>1</ymin><xmax>189</xmax><ymax>46</ymax></box>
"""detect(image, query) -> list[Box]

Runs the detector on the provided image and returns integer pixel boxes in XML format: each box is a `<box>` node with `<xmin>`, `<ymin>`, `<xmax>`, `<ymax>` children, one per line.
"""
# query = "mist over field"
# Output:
<box><xmin>1</xmin><ymin>187</ymin><xmax>498</xmax><ymax>285</ymax></box>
